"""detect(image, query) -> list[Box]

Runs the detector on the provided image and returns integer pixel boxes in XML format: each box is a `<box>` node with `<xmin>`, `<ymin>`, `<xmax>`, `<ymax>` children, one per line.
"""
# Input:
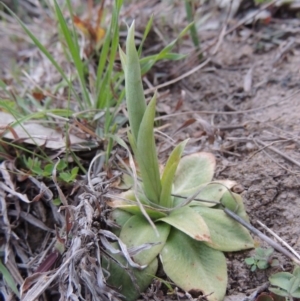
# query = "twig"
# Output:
<box><xmin>257</xmin><ymin>220</ymin><xmax>300</xmax><ymax>261</ymax></box>
<box><xmin>255</xmin><ymin>138</ymin><xmax>300</xmax><ymax>169</ymax></box>
<box><xmin>144</xmin><ymin>58</ymin><xmax>211</xmax><ymax>95</ymax></box>
<box><xmin>225</xmin><ymin>0</ymin><xmax>281</xmax><ymax>36</ymax></box>
<box><xmin>251</xmin><ymin>139</ymin><xmax>300</xmax><ymax>175</ymax></box>
<box><xmin>223</xmin><ymin>208</ymin><xmax>300</xmax><ymax>266</ymax></box>
<box><xmin>154</xmin><ymin>89</ymin><xmax>300</xmax><ymax>120</ymax></box>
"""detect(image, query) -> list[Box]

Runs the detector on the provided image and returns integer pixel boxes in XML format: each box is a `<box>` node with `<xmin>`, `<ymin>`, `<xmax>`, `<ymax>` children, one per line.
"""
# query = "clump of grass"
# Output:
<box><xmin>1</xmin><ymin>0</ymin><xmax>190</xmax><ymax>176</ymax></box>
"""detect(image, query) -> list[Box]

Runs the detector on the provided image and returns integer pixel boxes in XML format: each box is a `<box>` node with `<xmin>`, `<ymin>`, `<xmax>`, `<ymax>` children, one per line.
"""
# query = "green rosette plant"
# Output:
<box><xmin>104</xmin><ymin>22</ymin><xmax>254</xmax><ymax>301</ymax></box>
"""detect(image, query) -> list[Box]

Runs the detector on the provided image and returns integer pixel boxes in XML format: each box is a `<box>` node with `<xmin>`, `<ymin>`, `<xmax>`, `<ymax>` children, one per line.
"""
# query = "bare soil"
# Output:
<box><xmin>162</xmin><ymin>13</ymin><xmax>300</xmax><ymax>298</ymax></box>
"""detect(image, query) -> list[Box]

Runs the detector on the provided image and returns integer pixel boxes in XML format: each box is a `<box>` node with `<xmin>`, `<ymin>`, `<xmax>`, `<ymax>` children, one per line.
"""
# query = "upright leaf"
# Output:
<box><xmin>136</xmin><ymin>95</ymin><xmax>161</xmax><ymax>203</ymax></box>
<box><xmin>160</xmin><ymin>139</ymin><xmax>188</xmax><ymax>208</ymax></box>
<box><xmin>122</xmin><ymin>22</ymin><xmax>147</xmax><ymax>141</ymax></box>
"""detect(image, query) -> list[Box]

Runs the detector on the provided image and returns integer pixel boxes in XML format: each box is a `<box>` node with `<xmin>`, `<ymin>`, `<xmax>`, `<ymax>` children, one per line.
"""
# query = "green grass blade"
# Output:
<box><xmin>140</xmin><ymin>23</ymin><xmax>192</xmax><ymax>75</ymax></box>
<box><xmin>138</xmin><ymin>15</ymin><xmax>154</xmax><ymax>56</ymax></box>
<box><xmin>54</xmin><ymin>0</ymin><xmax>91</xmax><ymax>108</ymax></box>
<box><xmin>96</xmin><ymin>0</ymin><xmax>123</xmax><ymax>109</ymax></box>
<box><xmin>184</xmin><ymin>0</ymin><xmax>201</xmax><ymax>57</ymax></box>
<box><xmin>0</xmin><ymin>260</ymin><xmax>20</xmax><ymax>297</ymax></box>
<box><xmin>2</xmin><ymin>4</ymin><xmax>82</xmax><ymax>109</ymax></box>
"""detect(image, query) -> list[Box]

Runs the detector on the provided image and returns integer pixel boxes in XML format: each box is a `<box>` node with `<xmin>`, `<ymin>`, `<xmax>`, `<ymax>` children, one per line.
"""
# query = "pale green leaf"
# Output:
<box><xmin>173</xmin><ymin>152</ymin><xmax>216</xmax><ymax>194</ymax></box>
<box><xmin>245</xmin><ymin>257</ymin><xmax>255</xmax><ymax>265</ymax></box>
<box><xmin>173</xmin><ymin>180</ymin><xmax>236</xmax><ymax>207</ymax></box>
<box><xmin>120</xmin><ymin>215</ymin><xmax>170</xmax><ymax>265</ymax></box>
<box><xmin>257</xmin><ymin>260</ymin><xmax>268</xmax><ymax>270</ymax></box>
<box><xmin>160</xmin><ymin>163</ymin><xmax>176</xmax><ymax>208</ymax></box>
<box><xmin>269</xmin><ymin>272</ymin><xmax>293</xmax><ymax>290</ymax></box>
<box><xmin>119</xmin><ymin>46</ymin><xmax>127</xmax><ymax>70</ymax></box>
<box><xmin>124</xmin><ymin>21</ymin><xmax>147</xmax><ymax>140</ymax></box>
<box><xmin>291</xmin><ymin>288</ymin><xmax>300</xmax><ymax>298</ymax></box>
<box><xmin>160</xmin><ymin>229</ymin><xmax>227</xmax><ymax>301</ymax></box>
<box><xmin>127</xmin><ymin>130</ymin><xmax>137</xmax><ymax>156</ymax></box>
<box><xmin>158</xmin><ymin>206</ymin><xmax>211</xmax><ymax>242</ymax></box>
<box><xmin>110</xmin><ymin>209</ymin><xmax>133</xmax><ymax>236</ymax></box>
<box><xmin>160</xmin><ymin>139</ymin><xmax>188</xmax><ymax>208</ymax></box>
<box><xmin>136</xmin><ymin>94</ymin><xmax>161</xmax><ymax>203</ymax></box>
<box><xmin>104</xmin><ymin>254</ymin><xmax>157</xmax><ymax>301</ymax></box>
<box><xmin>192</xmin><ymin>206</ymin><xmax>254</xmax><ymax>251</ymax></box>
<box><xmin>294</xmin><ymin>266</ymin><xmax>300</xmax><ymax>277</ymax></box>
<box><xmin>268</xmin><ymin>288</ymin><xmax>288</xmax><ymax>297</ymax></box>
<box><xmin>289</xmin><ymin>276</ymin><xmax>300</xmax><ymax>295</ymax></box>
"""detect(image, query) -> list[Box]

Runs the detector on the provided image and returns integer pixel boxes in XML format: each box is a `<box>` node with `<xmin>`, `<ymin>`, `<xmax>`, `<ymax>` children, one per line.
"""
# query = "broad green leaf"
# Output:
<box><xmin>293</xmin><ymin>267</ymin><xmax>300</xmax><ymax>277</ymax></box>
<box><xmin>256</xmin><ymin>247</ymin><xmax>273</xmax><ymax>259</ymax></box>
<box><xmin>122</xmin><ymin>21</ymin><xmax>147</xmax><ymax>140</ymax></box>
<box><xmin>110</xmin><ymin>209</ymin><xmax>133</xmax><ymax>236</ymax></box>
<box><xmin>120</xmin><ymin>216</ymin><xmax>170</xmax><ymax>265</ymax></box>
<box><xmin>289</xmin><ymin>276</ymin><xmax>300</xmax><ymax>296</ymax></box>
<box><xmin>136</xmin><ymin>95</ymin><xmax>161</xmax><ymax>203</ymax></box>
<box><xmin>0</xmin><ymin>260</ymin><xmax>20</xmax><ymax>297</ymax></box>
<box><xmin>192</xmin><ymin>206</ymin><xmax>253</xmax><ymax>251</ymax></box>
<box><xmin>257</xmin><ymin>260</ymin><xmax>268</xmax><ymax>270</ymax></box>
<box><xmin>251</xmin><ymin>265</ymin><xmax>257</xmax><ymax>272</ymax></box>
<box><xmin>269</xmin><ymin>272</ymin><xmax>293</xmax><ymax>291</ymax></box>
<box><xmin>104</xmin><ymin>254</ymin><xmax>157</xmax><ymax>301</ymax></box>
<box><xmin>291</xmin><ymin>289</ymin><xmax>300</xmax><ymax>298</ymax></box>
<box><xmin>160</xmin><ymin>229</ymin><xmax>227</xmax><ymax>301</ymax></box>
<box><xmin>160</xmin><ymin>140</ymin><xmax>188</xmax><ymax>208</ymax></box>
<box><xmin>173</xmin><ymin>180</ymin><xmax>236</xmax><ymax>207</ymax></box>
<box><xmin>158</xmin><ymin>206</ymin><xmax>211</xmax><ymax>242</ymax></box>
<box><xmin>173</xmin><ymin>152</ymin><xmax>216</xmax><ymax>193</ymax></box>
<box><xmin>245</xmin><ymin>257</ymin><xmax>255</xmax><ymax>265</ymax></box>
